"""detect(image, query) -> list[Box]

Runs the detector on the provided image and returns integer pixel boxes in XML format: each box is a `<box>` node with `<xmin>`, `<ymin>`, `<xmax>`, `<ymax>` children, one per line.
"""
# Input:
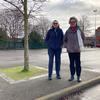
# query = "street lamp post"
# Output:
<box><xmin>93</xmin><ymin>9</ymin><xmax>97</xmax><ymax>47</ymax></box>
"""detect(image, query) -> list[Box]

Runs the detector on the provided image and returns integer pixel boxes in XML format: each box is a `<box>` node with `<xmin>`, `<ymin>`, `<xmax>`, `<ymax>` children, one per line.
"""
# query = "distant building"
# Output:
<box><xmin>96</xmin><ymin>27</ymin><xmax>100</xmax><ymax>47</ymax></box>
<box><xmin>84</xmin><ymin>36</ymin><xmax>95</xmax><ymax>47</ymax></box>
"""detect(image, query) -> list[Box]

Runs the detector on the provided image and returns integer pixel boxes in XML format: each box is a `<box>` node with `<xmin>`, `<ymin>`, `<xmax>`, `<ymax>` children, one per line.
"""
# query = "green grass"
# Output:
<box><xmin>0</xmin><ymin>66</ymin><xmax>47</xmax><ymax>81</ymax></box>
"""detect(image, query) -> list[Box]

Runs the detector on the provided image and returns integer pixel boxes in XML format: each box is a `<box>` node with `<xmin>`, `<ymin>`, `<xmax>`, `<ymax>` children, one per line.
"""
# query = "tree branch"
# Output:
<box><xmin>3</xmin><ymin>0</ymin><xmax>24</xmax><ymax>15</ymax></box>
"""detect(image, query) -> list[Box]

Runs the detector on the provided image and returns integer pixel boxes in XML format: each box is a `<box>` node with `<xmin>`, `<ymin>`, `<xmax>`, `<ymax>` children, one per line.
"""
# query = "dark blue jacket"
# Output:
<box><xmin>45</xmin><ymin>28</ymin><xmax>64</xmax><ymax>49</ymax></box>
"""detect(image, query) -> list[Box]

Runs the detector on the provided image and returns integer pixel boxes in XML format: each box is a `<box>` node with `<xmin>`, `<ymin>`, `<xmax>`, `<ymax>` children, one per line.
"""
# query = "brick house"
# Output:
<box><xmin>96</xmin><ymin>27</ymin><xmax>100</xmax><ymax>47</ymax></box>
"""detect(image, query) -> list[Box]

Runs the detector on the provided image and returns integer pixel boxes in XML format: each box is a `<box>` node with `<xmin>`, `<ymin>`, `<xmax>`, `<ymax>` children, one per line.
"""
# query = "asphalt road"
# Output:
<box><xmin>62</xmin><ymin>84</ymin><xmax>100</xmax><ymax>100</ymax></box>
<box><xmin>0</xmin><ymin>48</ymin><xmax>100</xmax><ymax>73</ymax></box>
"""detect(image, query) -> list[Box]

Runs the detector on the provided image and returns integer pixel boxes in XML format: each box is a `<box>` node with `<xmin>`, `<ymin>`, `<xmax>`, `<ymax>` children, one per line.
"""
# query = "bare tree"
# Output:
<box><xmin>0</xmin><ymin>8</ymin><xmax>23</xmax><ymax>38</ymax></box>
<box><xmin>38</xmin><ymin>16</ymin><xmax>51</xmax><ymax>38</ymax></box>
<box><xmin>3</xmin><ymin>0</ymin><xmax>47</xmax><ymax>71</ymax></box>
<box><xmin>78</xmin><ymin>15</ymin><xmax>91</xmax><ymax>36</ymax></box>
<box><xmin>32</xmin><ymin>16</ymin><xmax>51</xmax><ymax>38</ymax></box>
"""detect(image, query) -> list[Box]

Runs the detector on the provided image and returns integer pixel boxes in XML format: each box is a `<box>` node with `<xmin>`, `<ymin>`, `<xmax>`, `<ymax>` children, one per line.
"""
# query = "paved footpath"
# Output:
<box><xmin>0</xmin><ymin>48</ymin><xmax>100</xmax><ymax>100</ymax></box>
<box><xmin>0</xmin><ymin>69</ymin><xmax>99</xmax><ymax>100</ymax></box>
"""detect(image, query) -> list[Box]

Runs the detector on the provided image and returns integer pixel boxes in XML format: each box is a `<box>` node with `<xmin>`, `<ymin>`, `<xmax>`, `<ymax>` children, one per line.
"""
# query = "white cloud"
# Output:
<box><xmin>43</xmin><ymin>0</ymin><xmax>100</xmax><ymax>35</ymax></box>
<box><xmin>49</xmin><ymin>0</ymin><xmax>62</xmax><ymax>4</ymax></box>
<box><xmin>0</xmin><ymin>0</ymin><xmax>100</xmax><ymax>35</ymax></box>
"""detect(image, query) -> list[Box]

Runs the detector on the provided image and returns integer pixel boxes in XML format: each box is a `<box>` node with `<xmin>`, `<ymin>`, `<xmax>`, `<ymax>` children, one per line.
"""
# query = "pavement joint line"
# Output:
<box><xmin>36</xmin><ymin>76</ymin><xmax>100</xmax><ymax>100</ymax></box>
<box><xmin>83</xmin><ymin>69</ymin><xmax>100</xmax><ymax>73</ymax></box>
<box><xmin>0</xmin><ymin>72</ymin><xmax>15</xmax><ymax>83</ymax></box>
<box><xmin>33</xmin><ymin>66</ymin><xmax>48</xmax><ymax>70</ymax></box>
<box><xmin>0</xmin><ymin>66</ymin><xmax>56</xmax><ymax>84</ymax></box>
<box><xmin>10</xmin><ymin>71</ymin><xmax>56</xmax><ymax>84</ymax></box>
<box><xmin>10</xmin><ymin>73</ymin><xmax>48</xmax><ymax>84</ymax></box>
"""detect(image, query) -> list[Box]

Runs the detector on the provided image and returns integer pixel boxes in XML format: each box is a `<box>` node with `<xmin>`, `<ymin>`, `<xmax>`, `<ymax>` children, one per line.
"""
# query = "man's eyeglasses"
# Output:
<box><xmin>70</xmin><ymin>21</ymin><xmax>76</xmax><ymax>24</ymax></box>
<box><xmin>53</xmin><ymin>23</ymin><xmax>58</xmax><ymax>25</ymax></box>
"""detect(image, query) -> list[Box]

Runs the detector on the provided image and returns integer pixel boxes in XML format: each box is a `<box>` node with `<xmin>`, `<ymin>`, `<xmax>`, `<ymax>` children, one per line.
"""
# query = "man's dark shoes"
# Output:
<box><xmin>56</xmin><ymin>76</ymin><xmax>61</xmax><ymax>79</ymax></box>
<box><xmin>77</xmin><ymin>77</ymin><xmax>82</xmax><ymax>82</ymax></box>
<box><xmin>48</xmin><ymin>77</ymin><xmax>52</xmax><ymax>80</ymax></box>
<box><xmin>68</xmin><ymin>76</ymin><xmax>74</xmax><ymax>81</ymax></box>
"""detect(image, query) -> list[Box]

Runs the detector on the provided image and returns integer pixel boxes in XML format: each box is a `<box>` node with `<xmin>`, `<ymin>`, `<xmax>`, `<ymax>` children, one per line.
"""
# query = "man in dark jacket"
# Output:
<box><xmin>45</xmin><ymin>20</ymin><xmax>63</xmax><ymax>80</ymax></box>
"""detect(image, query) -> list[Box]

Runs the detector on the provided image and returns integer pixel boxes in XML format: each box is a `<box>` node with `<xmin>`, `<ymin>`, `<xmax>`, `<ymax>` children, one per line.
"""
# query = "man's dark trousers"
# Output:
<box><xmin>68</xmin><ymin>53</ymin><xmax>81</xmax><ymax>77</ymax></box>
<box><xmin>48</xmin><ymin>48</ymin><xmax>61</xmax><ymax>78</ymax></box>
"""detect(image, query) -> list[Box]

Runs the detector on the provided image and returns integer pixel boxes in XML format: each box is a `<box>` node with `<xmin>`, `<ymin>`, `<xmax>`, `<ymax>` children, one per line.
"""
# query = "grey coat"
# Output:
<box><xmin>64</xmin><ymin>27</ymin><xmax>85</xmax><ymax>53</ymax></box>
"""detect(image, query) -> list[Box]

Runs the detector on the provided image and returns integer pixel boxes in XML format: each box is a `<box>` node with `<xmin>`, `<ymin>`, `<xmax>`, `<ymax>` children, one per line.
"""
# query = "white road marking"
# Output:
<box><xmin>83</xmin><ymin>68</ymin><xmax>100</xmax><ymax>73</ymax></box>
<box><xmin>0</xmin><ymin>66</ymin><xmax>56</xmax><ymax>84</ymax></box>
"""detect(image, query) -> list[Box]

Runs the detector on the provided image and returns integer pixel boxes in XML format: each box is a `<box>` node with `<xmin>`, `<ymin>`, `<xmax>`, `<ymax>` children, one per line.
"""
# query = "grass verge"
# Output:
<box><xmin>0</xmin><ymin>66</ymin><xmax>47</xmax><ymax>81</ymax></box>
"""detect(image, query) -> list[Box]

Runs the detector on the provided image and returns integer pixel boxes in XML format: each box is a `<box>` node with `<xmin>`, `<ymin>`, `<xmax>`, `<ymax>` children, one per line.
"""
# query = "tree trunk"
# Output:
<box><xmin>23</xmin><ymin>0</ymin><xmax>29</xmax><ymax>71</ymax></box>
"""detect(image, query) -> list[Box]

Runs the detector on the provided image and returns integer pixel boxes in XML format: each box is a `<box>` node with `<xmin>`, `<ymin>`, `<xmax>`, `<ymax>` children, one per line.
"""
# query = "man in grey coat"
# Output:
<box><xmin>64</xmin><ymin>17</ymin><xmax>85</xmax><ymax>82</ymax></box>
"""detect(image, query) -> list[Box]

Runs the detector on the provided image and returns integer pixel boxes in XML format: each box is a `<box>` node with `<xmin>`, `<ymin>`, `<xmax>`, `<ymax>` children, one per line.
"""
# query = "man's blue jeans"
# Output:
<box><xmin>48</xmin><ymin>48</ymin><xmax>62</xmax><ymax>77</ymax></box>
